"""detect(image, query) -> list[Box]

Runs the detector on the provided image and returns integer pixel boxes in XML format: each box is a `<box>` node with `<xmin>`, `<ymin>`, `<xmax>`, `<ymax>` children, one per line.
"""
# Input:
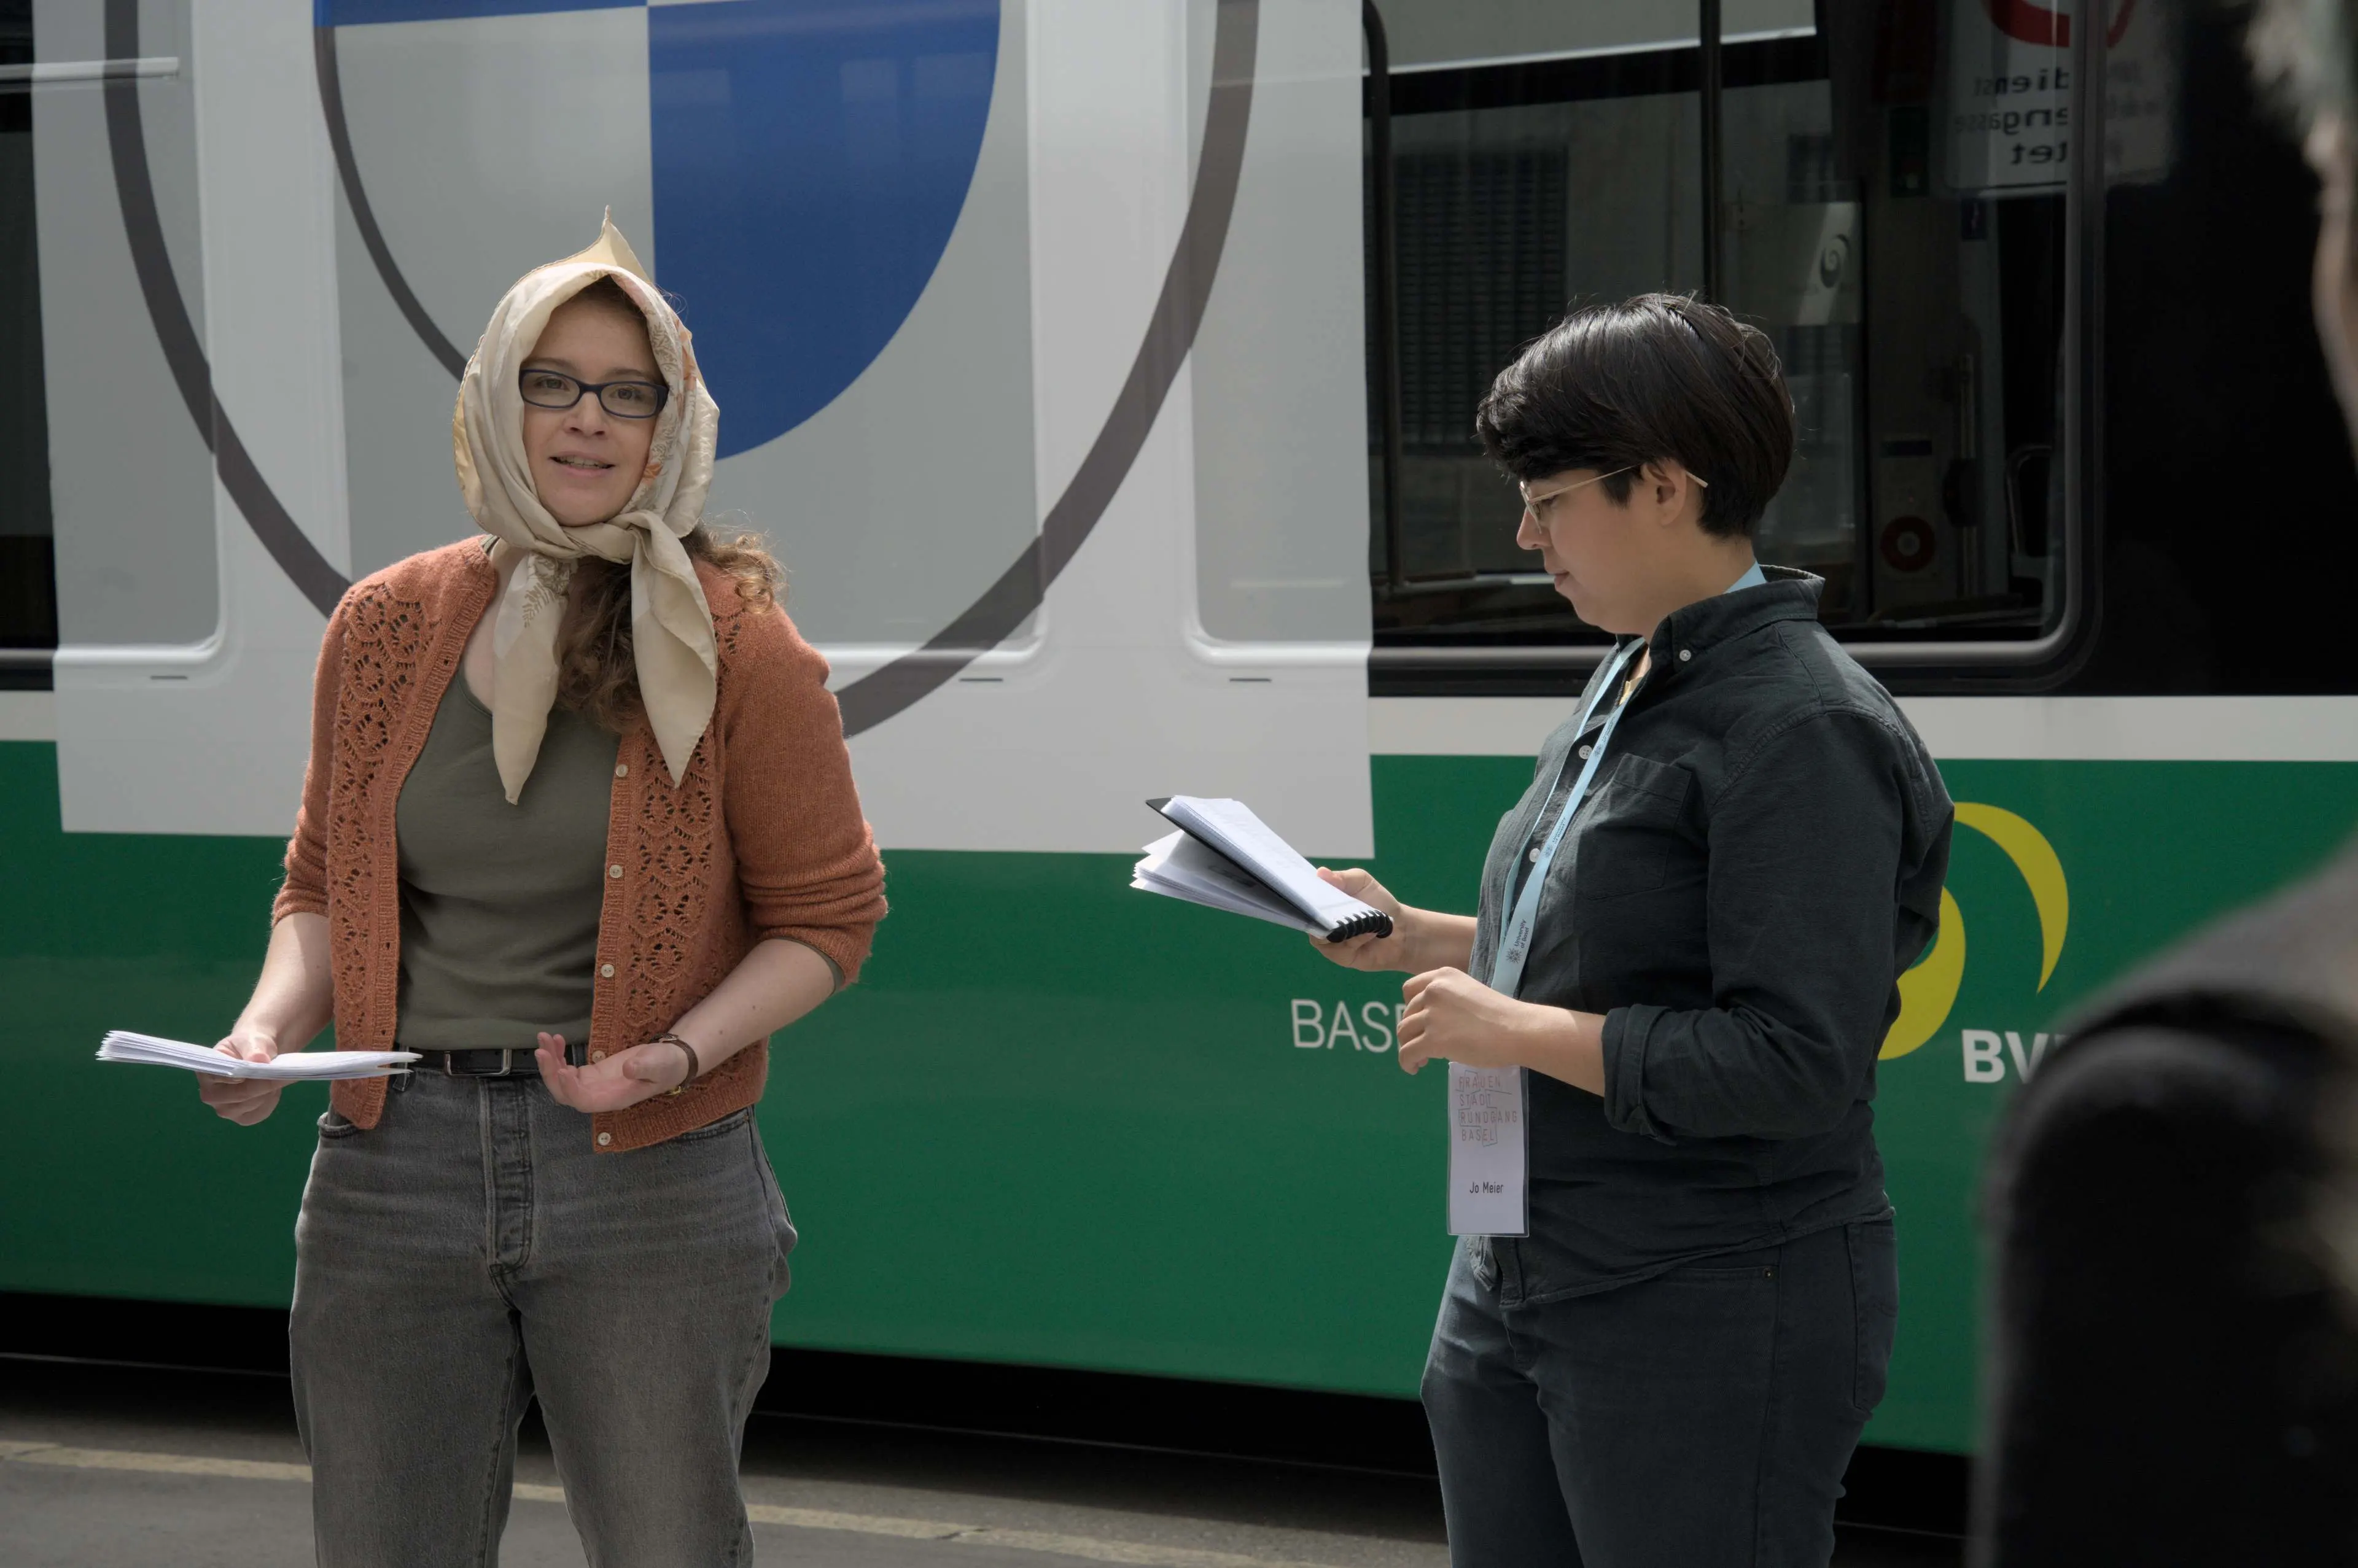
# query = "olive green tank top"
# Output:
<box><xmin>394</xmin><ymin>678</ymin><xmax>620</xmax><ymax>1050</ymax></box>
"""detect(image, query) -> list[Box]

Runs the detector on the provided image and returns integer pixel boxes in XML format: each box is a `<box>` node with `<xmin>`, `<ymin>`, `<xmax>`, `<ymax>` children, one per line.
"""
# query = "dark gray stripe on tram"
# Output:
<box><xmin>313</xmin><ymin>25</ymin><xmax>471</xmax><ymax>381</ymax></box>
<box><xmin>102</xmin><ymin>0</ymin><xmax>351</xmax><ymax>619</ymax></box>
<box><xmin>833</xmin><ymin>0</ymin><xmax>1259</xmax><ymax>737</ymax></box>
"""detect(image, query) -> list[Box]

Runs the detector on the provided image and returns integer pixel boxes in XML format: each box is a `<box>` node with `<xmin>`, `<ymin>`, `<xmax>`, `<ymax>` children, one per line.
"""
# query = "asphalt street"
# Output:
<box><xmin>0</xmin><ymin>1358</ymin><xmax>1961</xmax><ymax>1567</ymax></box>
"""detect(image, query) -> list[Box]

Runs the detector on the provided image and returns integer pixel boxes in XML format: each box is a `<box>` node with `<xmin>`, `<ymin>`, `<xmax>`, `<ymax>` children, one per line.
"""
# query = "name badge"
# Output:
<box><xmin>1449</xmin><ymin>1064</ymin><xmax>1528</xmax><ymax>1236</ymax></box>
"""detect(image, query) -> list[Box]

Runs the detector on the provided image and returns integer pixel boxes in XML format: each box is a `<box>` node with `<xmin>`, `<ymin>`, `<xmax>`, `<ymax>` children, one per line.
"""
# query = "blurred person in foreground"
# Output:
<box><xmin>1975</xmin><ymin>7</ymin><xmax>2358</xmax><ymax>1561</ymax></box>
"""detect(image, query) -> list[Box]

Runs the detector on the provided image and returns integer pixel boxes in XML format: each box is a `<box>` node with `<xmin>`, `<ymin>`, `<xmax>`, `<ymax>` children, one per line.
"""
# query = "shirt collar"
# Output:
<box><xmin>1640</xmin><ymin>564</ymin><xmax>1824</xmax><ymax>673</ymax></box>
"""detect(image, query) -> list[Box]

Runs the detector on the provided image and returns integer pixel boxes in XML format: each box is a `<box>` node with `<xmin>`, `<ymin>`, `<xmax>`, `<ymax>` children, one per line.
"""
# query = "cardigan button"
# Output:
<box><xmin>614</xmin><ymin>763</ymin><xmax>628</xmax><ymax>778</ymax></box>
<box><xmin>608</xmin><ymin>864</ymin><xmax>623</xmax><ymax>879</ymax></box>
<box><xmin>596</xmin><ymin>1132</ymin><xmax>612</xmax><ymax>1147</ymax></box>
<box><xmin>600</xmin><ymin>963</ymin><xmax>615</xmax><ymax>978</ymax></box>
<box><xmin>590</xmin><ymin>1050</ymin><xmax>606</xmax><ymax>1064</ymax></box>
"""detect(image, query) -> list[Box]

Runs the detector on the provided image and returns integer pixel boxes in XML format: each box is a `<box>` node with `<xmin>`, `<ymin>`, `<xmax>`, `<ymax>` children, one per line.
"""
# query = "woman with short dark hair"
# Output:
<box><xmin>1316</xmin><ymin>293</ymin><xmax>1953</xmax><ymax>1566</ymax></box>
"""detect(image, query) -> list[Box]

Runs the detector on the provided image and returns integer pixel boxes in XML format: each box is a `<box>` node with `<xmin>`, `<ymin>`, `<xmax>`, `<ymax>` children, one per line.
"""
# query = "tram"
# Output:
<box><xmin>3</xmin><ymin>0</ymin><xmax>2354</xmax><ymax>1461</ymax></box>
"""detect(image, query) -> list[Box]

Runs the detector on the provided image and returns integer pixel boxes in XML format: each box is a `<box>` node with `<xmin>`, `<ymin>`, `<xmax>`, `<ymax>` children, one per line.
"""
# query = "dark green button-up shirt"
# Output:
<box><xmin>1470</xmin><ymin>567</ymin><xmax>1953</xmax><ymax>1303</ymax></box>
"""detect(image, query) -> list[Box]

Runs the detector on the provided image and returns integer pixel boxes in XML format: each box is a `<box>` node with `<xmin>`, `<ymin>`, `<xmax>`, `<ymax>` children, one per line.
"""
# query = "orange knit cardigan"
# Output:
<box><xmin>273</xmin><ymin>539</ymin><xmax>887</xmax><ymax>1151</ymax></box>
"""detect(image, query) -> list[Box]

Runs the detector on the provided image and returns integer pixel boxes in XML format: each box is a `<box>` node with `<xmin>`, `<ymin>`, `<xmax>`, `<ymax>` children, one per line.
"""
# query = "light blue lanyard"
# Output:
<box><xmin>1484</xmin><ymin>638</ymin><xmax>1643</xmax><ymax>998</ymax></box>
<box><xmin>1484</xmin><ymin>561</ymin><xmax>1763</xmax><ymax>998</ymax></box>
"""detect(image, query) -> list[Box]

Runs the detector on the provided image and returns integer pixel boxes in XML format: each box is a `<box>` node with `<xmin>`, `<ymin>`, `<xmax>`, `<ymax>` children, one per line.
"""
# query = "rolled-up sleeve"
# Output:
<box><xmin>722</xmin><ymin>607</ymin><xmax>887</xmax><ymax>986</ymax></box>
<box><xmin>1602</xmin><ymin>709</ymin><xmax>1912</xmax><ymax>1141</ymax></box>
<box><xmin>271</xmin><ymin>593</ymin><xmax>351</xmax><ymax>925</ymax></box>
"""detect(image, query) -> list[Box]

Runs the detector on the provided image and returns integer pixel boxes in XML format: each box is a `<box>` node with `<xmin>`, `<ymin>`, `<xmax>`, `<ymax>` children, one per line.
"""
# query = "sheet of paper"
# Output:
<box><xmin>1153</xmin><ymin>796</ymin><xmax>1380</xmax><ymax>932</ymax></box>
<box><xmin>98</xmin><ymin>1031</ymin><xmax>418</xmax><ymax>1081</ymax></box>
<box><xmin>1447</xmin><ymin>1064</ymin><xmax>1529</xmax><ymax>1236</ymax></box>
<box><xmin>1132</xmin><ymin>831</ymin><xmax>1320</xmax><ymax>933</ymax></box>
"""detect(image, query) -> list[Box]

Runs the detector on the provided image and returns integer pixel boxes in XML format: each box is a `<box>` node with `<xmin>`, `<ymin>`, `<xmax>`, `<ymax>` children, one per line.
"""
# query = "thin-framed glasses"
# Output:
<box><xmin>1520</xmin><ymin>465</ymin><xmax>1707</xmax><ymax>522</ymax></box>
<box><xmin>518</xmin><ymin>367</ymin><xmax>669</xmax><ymax>420</ymax></box>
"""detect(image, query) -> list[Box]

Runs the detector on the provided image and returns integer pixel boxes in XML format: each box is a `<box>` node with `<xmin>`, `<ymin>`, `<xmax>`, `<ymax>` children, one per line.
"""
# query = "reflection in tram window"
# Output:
<box><xmin>1364</xmin><ymin>1</ymin><xmax>2079</xmax><ymax>652</ymax></box>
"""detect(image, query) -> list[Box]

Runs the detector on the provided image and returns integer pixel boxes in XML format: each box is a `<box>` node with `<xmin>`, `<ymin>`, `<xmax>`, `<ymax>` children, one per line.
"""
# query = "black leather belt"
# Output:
<box><xmin>408</xmin><ymin>1044</ymin><xmax>588</xmax><ymax>1077</ymax></box>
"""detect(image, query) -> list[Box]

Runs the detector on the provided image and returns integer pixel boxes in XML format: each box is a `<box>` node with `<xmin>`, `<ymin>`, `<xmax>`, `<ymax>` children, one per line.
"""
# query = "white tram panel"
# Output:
<box><xmin>37</xmin><ymin>0</ymin><xmax>1378</xmax><ymax>858</ymax></box>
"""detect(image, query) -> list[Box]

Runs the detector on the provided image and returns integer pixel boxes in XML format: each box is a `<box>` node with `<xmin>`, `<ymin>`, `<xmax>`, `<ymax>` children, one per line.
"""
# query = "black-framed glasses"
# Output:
<box><xmin>518</xmin><ymin>367</ymin><xmax>669</xmax><ymax>420</ymax></box>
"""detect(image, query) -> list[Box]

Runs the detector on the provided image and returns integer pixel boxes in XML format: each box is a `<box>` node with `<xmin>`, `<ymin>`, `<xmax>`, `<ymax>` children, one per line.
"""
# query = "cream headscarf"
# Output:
<box><xmin>454</xmin><ymin>214</ymin><xmax>722</xmax><ymax>804</ymax></box>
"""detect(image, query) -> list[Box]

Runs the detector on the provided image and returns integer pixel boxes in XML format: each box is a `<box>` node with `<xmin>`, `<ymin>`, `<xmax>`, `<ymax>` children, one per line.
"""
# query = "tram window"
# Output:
<box><xmin>1365</xmin><ymin>1</ymin><xmax>2073</xmax><ymax>655</ymax></box>
<box><xmin>0</xmin><ymin>0</ymin><xmax>56</xmax><ymax>670</ymax></box>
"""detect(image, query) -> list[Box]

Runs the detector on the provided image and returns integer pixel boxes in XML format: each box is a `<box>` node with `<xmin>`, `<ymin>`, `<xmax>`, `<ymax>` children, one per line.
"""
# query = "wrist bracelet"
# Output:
<box><xmin>652</xmin><ymin>1031</ymin><xmax>700</xmax><ymax>1096</ymax></box>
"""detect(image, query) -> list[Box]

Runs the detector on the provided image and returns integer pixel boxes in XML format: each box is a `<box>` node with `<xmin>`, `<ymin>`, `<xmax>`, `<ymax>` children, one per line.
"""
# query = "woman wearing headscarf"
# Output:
<box><xmin>193</xmin><ymin>217</ymin><xmax>887</xmax><ymax>1564</ymax></box>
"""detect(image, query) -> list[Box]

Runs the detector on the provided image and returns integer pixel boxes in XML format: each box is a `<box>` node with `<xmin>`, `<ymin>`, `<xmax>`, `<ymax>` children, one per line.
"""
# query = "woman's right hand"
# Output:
<box><xmin>1307</xmin><ymin>867</ymin><xmax>1423</xmax><ymax>972</ymax></box>
<box><xmin>198</xmin><ymin>1028</ymin><xmax>284</xmax><ymax>1126</ymax></box>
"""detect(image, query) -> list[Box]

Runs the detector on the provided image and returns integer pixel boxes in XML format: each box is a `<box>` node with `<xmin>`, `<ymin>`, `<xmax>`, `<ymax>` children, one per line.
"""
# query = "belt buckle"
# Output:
<box><xmin>488</xmin><ymin>1048</ymin><xmax>515</xmax><ymax>1078</ymax></box>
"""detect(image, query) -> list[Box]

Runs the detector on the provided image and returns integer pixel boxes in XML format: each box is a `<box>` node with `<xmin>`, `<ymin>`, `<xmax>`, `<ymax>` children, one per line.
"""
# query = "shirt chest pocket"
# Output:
<box><xmin>1571</xmin><ymin>755</ymin><xmax>1696</xmax><ymax>901</ymax></box>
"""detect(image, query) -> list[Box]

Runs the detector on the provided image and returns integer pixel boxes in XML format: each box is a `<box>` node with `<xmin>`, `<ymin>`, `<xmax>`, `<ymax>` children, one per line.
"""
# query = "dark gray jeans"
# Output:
<box><xmin>1422</xmin><ymin>1218</ymin><xmax>1897</xmax><ymax>1568</ymax></box>
<box><xmin>289</xmin><ymin>1071</ymin><xmax>795</xmax><ymax>1567</ymax></box>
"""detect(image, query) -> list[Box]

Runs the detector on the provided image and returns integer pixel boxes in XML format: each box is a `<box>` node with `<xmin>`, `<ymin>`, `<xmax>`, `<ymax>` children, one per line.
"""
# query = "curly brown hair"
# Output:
<box><xmin>554</xmin><ymin>527</ymin><xmax>784</xmax><ymax>733</ymax></box>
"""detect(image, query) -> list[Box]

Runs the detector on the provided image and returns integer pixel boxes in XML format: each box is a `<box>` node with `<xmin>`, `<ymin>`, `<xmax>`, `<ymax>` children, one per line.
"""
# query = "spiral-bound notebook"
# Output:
<box><xmin>1131</xmin><ymin>796</ymin><xmax>1393</xmax><ymax>943</ymax></box>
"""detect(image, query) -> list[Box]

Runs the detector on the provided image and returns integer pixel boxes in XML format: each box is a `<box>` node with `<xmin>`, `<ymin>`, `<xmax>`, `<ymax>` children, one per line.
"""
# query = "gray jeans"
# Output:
<box><xmin>1422</xmin><ymin>1219</ymin><xmax>1898</xmax><ymax>1568</ymax></box>
<box><xmin>289</xmin><ymin>1071</ymin><xmax>795</xmax><ymax>1567</ymax></box>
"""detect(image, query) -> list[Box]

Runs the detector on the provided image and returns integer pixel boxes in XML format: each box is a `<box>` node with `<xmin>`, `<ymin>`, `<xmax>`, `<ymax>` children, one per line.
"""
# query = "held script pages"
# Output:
<box><xmin>1129</xmin><ymin>796</ymin><xmax>1392</xmax><ymax>942</ymax></box>
<box><xmin>98</xmin><ymin>1031</ymin><xmax>418</xmax><ymax>1081</ymax></box>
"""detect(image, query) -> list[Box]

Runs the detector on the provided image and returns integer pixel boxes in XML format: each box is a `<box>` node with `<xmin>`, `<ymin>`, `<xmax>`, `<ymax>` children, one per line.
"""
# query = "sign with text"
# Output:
<box><xmin>1943</xmin><ymin>0</ymin><xmax>2173</xmax><ymax>196</ymax></box>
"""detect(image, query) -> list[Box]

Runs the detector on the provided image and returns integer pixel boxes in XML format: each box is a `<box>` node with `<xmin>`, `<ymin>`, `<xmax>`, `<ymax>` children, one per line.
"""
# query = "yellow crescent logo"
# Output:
<box><xmin>1879</xmin><ymin>804</ymin><xmax>2069</xmax><ymax>1060</ymax></box>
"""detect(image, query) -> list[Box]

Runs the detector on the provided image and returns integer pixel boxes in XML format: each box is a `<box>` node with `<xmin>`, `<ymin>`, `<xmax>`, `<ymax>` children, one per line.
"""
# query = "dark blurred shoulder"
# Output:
<box><xmin>1977</xmin><ymin>838</ymin><xmax>2358</xmax><ymax>1567</ymax></box>
<box><xmin>1994</xmin><ymin>1019</ymin><xmax>2326</xmax><ymax>1193</ymax></box>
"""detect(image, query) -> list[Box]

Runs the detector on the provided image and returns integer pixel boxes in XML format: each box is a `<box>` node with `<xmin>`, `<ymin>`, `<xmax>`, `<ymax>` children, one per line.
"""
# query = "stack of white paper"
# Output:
<box><xmin>1130</xmin><ymin>796</ymin><xmax>1392</xmax><ymax>943</ymax></box>
<box><xmin>1135</xmin><ymin>830</ymin><xmax>1322</xmax><ymax>933</ymax></box>
<box><xmin>97</xmin><ymin>1031</ymin><xmax>418</xmax><ymax>1081</ymax></box>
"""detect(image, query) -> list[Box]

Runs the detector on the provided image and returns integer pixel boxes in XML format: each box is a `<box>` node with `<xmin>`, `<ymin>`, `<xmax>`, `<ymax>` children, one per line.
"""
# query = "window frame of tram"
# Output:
<box><xmin>0</xmin><ymin>0</ymin><xmax>58</xmax><ymax>687</ymax></box>
<box><xmin>1360</xmin><ymin>2</ymin><xmax>2079</xmax><ymax>676</ymax></box>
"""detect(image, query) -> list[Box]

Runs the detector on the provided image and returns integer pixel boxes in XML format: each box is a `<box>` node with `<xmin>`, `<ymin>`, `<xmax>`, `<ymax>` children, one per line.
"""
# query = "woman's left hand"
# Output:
<box><xmin>534</xmin><ymin>1031</ymin><xmax>691</xmax><ymax>1113</ymax></box>
<box><xmin>1397</xmin><ymin>968</ymin><xmax>1547</xmax><ymax>1076</ymax></box>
